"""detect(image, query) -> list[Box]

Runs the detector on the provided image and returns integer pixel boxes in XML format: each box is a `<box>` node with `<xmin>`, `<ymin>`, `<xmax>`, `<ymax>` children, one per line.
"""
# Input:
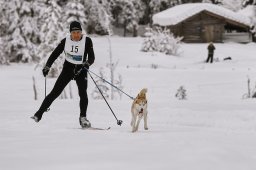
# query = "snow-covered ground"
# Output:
<box><xmin>1</xmin><ymin>37</ymin><xmax>256</xmax><ymax>170</ymax></box>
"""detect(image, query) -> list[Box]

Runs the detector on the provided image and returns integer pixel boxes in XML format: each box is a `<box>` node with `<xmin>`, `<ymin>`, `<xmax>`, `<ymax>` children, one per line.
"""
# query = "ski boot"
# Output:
<box><xmin>79</xmin><ymin>117</ymin><xmax>91</xmax><ymax>128</ymax></box>
<box><xmin>31</xmin><ymin>115</ymin><xmax>40</xmax><ymax>122</ymax></box>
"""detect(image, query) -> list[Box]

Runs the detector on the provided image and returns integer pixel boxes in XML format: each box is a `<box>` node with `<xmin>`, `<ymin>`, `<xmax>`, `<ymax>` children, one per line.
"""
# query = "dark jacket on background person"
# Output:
<box><xmin>206</xmin><ymin>43</ymin><xmax>215</xmax><ymax>63</ymax></box>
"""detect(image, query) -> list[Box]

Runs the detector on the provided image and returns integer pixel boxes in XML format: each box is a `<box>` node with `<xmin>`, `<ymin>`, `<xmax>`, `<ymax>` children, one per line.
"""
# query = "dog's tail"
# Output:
<box><xmin>140</xmin><ymin>88</ymin><xmax>147</xmax><ymax>95</ymax></box>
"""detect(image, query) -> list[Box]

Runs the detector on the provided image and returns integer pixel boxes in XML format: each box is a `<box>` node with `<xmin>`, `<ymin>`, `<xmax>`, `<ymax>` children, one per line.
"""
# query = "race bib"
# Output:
<box><xmin>64</xmin><ymin>35</ymin><xmax>86</xmax><ymax>64</ymax></box>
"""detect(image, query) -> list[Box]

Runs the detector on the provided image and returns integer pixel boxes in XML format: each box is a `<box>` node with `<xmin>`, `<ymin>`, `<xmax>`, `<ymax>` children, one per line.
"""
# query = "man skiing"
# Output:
<box><xmin>31</xmin><ymin>21</ymin><xmax>95</xmax><ymax>128</ymax></box>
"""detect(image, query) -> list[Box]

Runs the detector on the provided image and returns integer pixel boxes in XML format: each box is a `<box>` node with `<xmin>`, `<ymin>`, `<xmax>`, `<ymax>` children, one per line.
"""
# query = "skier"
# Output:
<box><xmin>206</xmin><ymin>42</ymin><xmax>215</xmax><ymax>63</ymax></box>
<box><xmin>31</xmin><ymin>21</ymin><xmax>95</xmax><ymax>128</ymax></box>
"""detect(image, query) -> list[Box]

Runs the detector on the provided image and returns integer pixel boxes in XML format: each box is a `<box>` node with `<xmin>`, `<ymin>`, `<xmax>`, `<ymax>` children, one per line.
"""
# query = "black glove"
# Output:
<box><xmin>42</xmin><ymin>66</ymin><xmax>50</xmax><ymax>77</ymax></box>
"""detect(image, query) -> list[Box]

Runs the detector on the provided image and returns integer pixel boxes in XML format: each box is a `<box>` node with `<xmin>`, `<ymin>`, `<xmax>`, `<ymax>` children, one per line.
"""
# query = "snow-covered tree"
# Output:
<box><xmin>121</xmin><ymin>0</ymin><xmax>137</xmax><ymax>37</ymax></box>
<box><xmin>221</xmin><ymin>0</ymin><xmax>244</xmax><ymax>11</ymax></box>
<box><xmin>37</xmin><ymin>0</ymin><xmax>65</xmax><ymax>77</ymax></box>
<box><xmin>158</xmin><ymin>28</ymin><xmax>183</xmax><ymax>55</ymax></box>
<box><xmin>100</xmin><ymin>1</ymin><xmax>113</xmax><ymax>35</ymax></box>
<box><xmin>150</xmin><ymin>0</ymin><xmax>179</xmax><ymax>14</ymax></box>
<box><xmin>142</xmin><ymin>27</ymin><xmax>183</xmax><ymax>56</ymax></box>
<box><xmin>243</xmin><ymin>0</ymin><xmax>256</xmax><ymax>6</ymax></box>
<box><xmin>175</xmin><ymin>86</ymin><xmax>187</xmax><ymax>100</ymax></box>
<box><xmin>203</xmin><ymin>0</ymin><xmax>244</xmax><ymax>11</ymax></box>
<box><xmin>84</xmin><ymin>0</ymin><xmax>112</xmax><ymax>35</ymax></box>
<box><xmin>148</xmin><ymin>0</ymin><xmax>181</xmax><ymax>24</ymax></box>
<box><xmin>65</xmin><ymin>0</ymin><xmax>87</xmax><ymax>29</ymax></box>
<box><xmin>109</xmin><ymin>0</ymin><xmax>138</xmax><ymax>36</ymax></box>
<box><xmin>247</xmin><ymin>6</ymin><xmax>256</xmax><ymax>42</ymax></box>
<box><xmin>0</xmin><ymin>1</ymin><xmax>9</xmax><ymax>37</ymax></box>
<box><xmin>238</xmin><ymin>3</ymin><xmax>256</xmax><ymax>41</ymax></box>
<box><xmin>202</xmin><ymin>0</ymin><xmax>221</xmax><ymax>4</ymax></box>
<box><xmin>141</xmin><ymin>27</ymin><xmax>158</xmax><ymax>52</ymax></box>
<box><xmin>0</xmin><ymin>37</ymin><xmax>8</xmax><ymax>64</ymax></box>
<box><xmin>0</xmin><ymin>1</ymin><xmax>9</xmax><ymax>64</ymax></box>
<box><xmin>2</xmin><ymin>0</ymin><xmax>41</xmax><ymax>63</ymax></box>
<box><xmin>181</xmin><ymin>0</ymin><xmax>201</xmax><ymax>2</ymax></box>
<box><xmin>125</xmin><ymin>1</ymin><xmax>144</xmax><ymax>37</ymax></box>
<box><xmin>110</xmin><ymin>0</ymin><xmax>123</xmax><ymax>26</ymax></box>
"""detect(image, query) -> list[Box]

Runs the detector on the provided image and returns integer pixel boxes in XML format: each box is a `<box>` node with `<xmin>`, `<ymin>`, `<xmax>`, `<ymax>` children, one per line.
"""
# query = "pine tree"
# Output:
<box><xmin>242</xmin><ymin>0</ymin><xmax>256</xmax><ymax>41</ymax></box>
<box><xmin>203</xmin><ymin>0</ymin><xmax>245</xmax><ymax>11</ymax></box>
<box><xmin>202</xmin><ymin>0</ymin><xmax>221</xmax><ymax>4</ymax></box>
<box><xmin>37</xmin><ymin>0</ymin><xmax>65</xmax><ymax>77</ymax></box>
<box><xmin>84</xmin><ymin>0</ymin><xmax>112</xmax><ymax>35</ymax></box>
<box><xmin>0</xmin><ymin>37</ymin><xmax>7</xmax><ymax>64</ymax></box>
<box><xmin>121</xmin><ymin>0</ymin><xmax>136</xmax><ymax>37</ymax></box>
<box><xmin>109</xmin><ymin>0</ymin><xmax>122</xmax><ymax>26</ymax></box>
<box><xmin>109</xmin><ymin>0</ymin><xmax>138</xmax><ymax>36</ymax></box>
<box><xmin>149</xmin><ymin>0</ymin><xmax>178</xmax><ymax>14</ymax></box>
<box><xmin>0</xmin><ymin>1</ymin><xmax>9</xmax><ymax>64</ymax></box>
<box><xmin>141</xmin><ymin>27</ymin><xmax>183</xmax><ymax>56</ymax></box>
<box><xmin>99</xmin><ymin>0</ymin><xmax>113</xmax><ymax>35</ymax></box>
<box><xmin>2</xmin><ymin>0</ymin><xmax>40</xmax><ymax>63</ymax></box>
<box><xmin>141</xmin><ymin>27</ymin><xmax>158</xmax><ymax>52</ymax></box>
<box><xmin>221</xmin><ymin>0</ymin><xmax>244</xmax><ymax>11</ymax></box>
<box><xmin>65</xmin><ymin>0</ymin><xmax>87</xmax><ymax>28</ymax></box>
<box><xmin>3</xmin><ymin>1</ymin><xmax>20</xmax><ymax>38</ymax></box>
<box><xmin>128</xmin><ymin>0</ymin><xmax>144</xmax><ymax>37</ymax></box>
<box><xmin>0</xmin><ymin>1</ymin><xmax>9</xmax><ymax>37</ymax></box>
<box><xmin>148</xmin><ymin>0</ymin><xmax>180</xmax><ymax>24</ymax></box>
<box><xmin>175</xmin><ymin>86</ymin><xmax>187</xmax><ymax>100</ymax></box>
<box><xmin>243</xmin><ymin>0</ymin><xmax>256</xmax><ymax>6</ymax></box>
<box><xmin>157</xmin><ymin>28</ymin><xmax>183</xmax><ymax>55</ymax></box>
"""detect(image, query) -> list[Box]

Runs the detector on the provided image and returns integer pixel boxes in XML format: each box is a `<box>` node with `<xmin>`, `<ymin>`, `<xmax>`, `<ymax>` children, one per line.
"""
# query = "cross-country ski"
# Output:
<box><xmin>82</xmin><ymin>127</ymin><xmax>111</xmax><ymax>130</ymax></box>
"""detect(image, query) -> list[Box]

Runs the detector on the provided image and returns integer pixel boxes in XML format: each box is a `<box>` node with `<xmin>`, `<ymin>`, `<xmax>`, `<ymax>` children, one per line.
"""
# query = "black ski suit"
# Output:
<box><xmin>35</xmin><ymin>36</ymin><xmax>95</xmax><ymax>120</ymax></box>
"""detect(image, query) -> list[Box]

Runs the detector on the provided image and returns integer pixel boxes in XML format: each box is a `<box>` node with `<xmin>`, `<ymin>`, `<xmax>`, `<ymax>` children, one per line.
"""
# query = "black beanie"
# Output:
<box><xmin>70</xmin><ymin>21</ymin><xmax>82</xmax><ymax>32</ymax></box>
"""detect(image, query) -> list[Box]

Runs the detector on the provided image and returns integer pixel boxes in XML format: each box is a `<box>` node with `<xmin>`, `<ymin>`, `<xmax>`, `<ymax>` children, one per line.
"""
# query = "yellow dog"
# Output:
<box><xmin>131</xmin><ymin>88</ymin><xmax>148</xmax><ymax>132</ymax></box>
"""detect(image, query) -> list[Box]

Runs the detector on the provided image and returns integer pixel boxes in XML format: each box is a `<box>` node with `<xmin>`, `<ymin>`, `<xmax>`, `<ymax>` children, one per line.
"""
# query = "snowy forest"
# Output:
<box><xmin>0</xmin><ymin>0</ymin><xmax>255</xmax><ymax>64</ymax></box>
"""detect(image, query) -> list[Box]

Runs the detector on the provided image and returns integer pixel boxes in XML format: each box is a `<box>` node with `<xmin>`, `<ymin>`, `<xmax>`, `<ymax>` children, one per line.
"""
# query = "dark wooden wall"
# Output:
<box><xmin>170</xmin><ymin>11</ymin><xmax>226</xmax><ymax>43</ymax></box>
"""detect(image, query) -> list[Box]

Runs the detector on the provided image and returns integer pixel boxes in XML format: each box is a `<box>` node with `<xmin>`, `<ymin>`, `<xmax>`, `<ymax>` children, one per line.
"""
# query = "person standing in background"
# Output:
<box><xmin>206</xmin><ymin>42</ymin><xmax>215</xmax><ymax>63</ymax></box>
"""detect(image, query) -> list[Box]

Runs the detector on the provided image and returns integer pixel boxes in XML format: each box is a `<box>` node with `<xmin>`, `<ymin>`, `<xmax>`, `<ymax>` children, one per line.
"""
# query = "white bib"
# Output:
<box><xmin>64</xmin><ymin>35</ymin><xmax>86</xmax><ymax>64</ymax></box>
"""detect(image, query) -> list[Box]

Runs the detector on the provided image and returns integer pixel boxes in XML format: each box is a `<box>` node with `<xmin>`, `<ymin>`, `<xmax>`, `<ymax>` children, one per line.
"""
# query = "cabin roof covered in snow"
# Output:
<box><xmin>153</xmin><ymin>3</ymin><xmax>251</xmax><ymax>27</ymax></box>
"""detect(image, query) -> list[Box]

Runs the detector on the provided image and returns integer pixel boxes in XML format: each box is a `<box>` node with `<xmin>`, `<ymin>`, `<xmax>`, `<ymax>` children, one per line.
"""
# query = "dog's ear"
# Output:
<box><xmin>140</xmin><ymin>88</ymin><xmax>148</xmax><ymax>94</ymax></box>
<box><xmin>140</xmin><ymin>92</ymin><xmax>146</xmax><ymax>97</ymax></box>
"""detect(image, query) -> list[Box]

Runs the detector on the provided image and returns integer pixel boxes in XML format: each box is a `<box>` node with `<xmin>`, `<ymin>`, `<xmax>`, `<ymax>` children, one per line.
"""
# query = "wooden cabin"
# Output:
<box><xmin>153</xmin><ymin>3</ymin><xmax>252</xmax><ymax>43</ymax></box>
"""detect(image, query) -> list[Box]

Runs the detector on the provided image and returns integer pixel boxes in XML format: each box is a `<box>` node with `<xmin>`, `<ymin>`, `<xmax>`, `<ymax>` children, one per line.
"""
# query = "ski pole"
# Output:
<box><xmin>45</xmin><ymin>77</ymin><xmax>47</xmax><ymax>98</ymax></box>
<box><xmin>88</xmin><ymin>71</ymin><xmax>123</xmax><ymax>126</ymax></box>
<box><xmin>45</xmin><ymin>77</ymin><xmax>50</xmax><ymax>112</ymax></box>
<box><xmin>83</xmin><ymin>67</ymin><xmax>135</xmax><ymax>100</ymax></box>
